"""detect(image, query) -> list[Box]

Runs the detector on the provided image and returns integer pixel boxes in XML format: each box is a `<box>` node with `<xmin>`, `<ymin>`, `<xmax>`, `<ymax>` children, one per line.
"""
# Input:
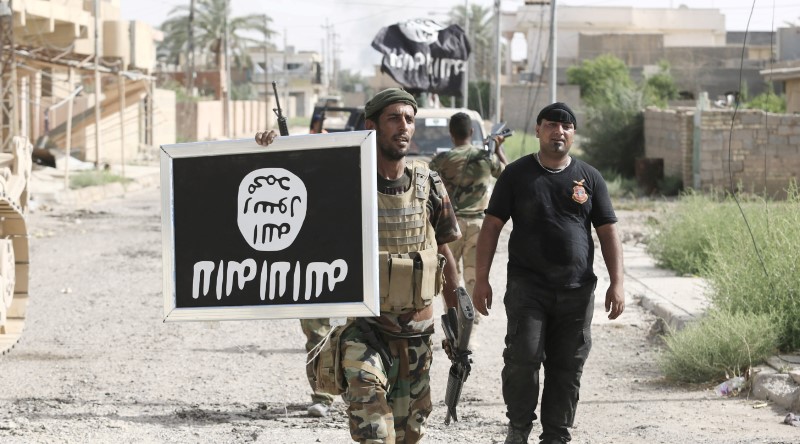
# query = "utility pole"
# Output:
<box><xmin>118</xmin><ymin>71</ymin><xmax>125</xmax><ymax>180</ymax></box>
<box><xmin>322</xmin><ymin>20</ymin><xmax>332</xmax><ymax>90</ymax></box>
<box><xmin>493</xmin><ymin>0</ymin><xmax>501</xmax><ymax>122</ymax></box>
<box><xmin>283</xmin><ymin>28</ymin><xmax>288</xmax><ymax>116</ymax></box>
<box><xmin>264</xmin><ymin>14</ymin><xmax>269</xmax><ymax>128</ymax></box>
<box><xmin>223</xmin><ymin>0</ymin><xmax>231</xmax><ymax>138</ymax></box>
<box><xmin>0</xmin><ymin>0</ymin><xmax>17</xmax><ymax>154</ymax></box>
<box><xmin>94</xmin><ymin>0</ymin><xmax>102</xmax><ymax>168</ymax></box>
<box><xmin>549</xmin><ymin>0</ymin><xmax>557</xmax><ymax>103</ymax></box>
<box><xmin>462</xmin><ymin>0</ymin><xmax>469</xmax><ymax>108</ymax></box>
<box><xmin>331</xmin><ymin>29</ymin><xmax>339</xmax><ymax>91</ymax></box>
<box><xmin>186</xmin><ymin>0</ymin><xmax>195</xmax><ymax>95</ymax></box>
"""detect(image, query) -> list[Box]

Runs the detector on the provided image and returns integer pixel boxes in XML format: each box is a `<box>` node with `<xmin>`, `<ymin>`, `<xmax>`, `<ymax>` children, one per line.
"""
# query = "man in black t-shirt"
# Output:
<box><xmin>472</xmin><ymin>102</ymin><xmax>625</xmax><ymax>444</ymax></box>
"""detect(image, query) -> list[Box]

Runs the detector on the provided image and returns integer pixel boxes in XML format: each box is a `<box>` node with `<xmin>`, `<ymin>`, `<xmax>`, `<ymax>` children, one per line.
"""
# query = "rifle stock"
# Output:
<box><xmin>441</xmin><ymin>286</ymin><xmax>475</xmax><ymax>425</ymax></box>
<box><xmin>272</xmin><ymin>81</ymin><xmax>289</xmax><ymax>136</ymax></box>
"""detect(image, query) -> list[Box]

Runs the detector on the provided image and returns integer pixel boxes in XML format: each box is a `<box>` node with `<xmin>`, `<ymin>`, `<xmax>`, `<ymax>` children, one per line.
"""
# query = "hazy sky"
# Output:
<box><xmin>120</xmin><ymin>0</ymin><xmax>800</xmax><ymax>75</ymax></box>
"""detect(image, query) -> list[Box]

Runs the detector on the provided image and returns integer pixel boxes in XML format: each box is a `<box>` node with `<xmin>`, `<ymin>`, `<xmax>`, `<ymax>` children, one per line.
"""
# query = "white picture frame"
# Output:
<box><xmin>160</xmin><ymin>131</ymin><xmax>379</xmax><ymax>322</ymax></box>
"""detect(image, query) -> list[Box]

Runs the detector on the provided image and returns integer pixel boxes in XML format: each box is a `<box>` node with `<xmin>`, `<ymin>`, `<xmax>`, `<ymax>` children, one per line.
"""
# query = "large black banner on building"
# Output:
<box><xmin>372</xmin><ymin>19</ymin><xmax>471</xmax><ymax>97</ymax></box>
<box><xmin>160</xmin><ymin>132</ymin><xmax>380</xmax><ymax>322</ymax></box>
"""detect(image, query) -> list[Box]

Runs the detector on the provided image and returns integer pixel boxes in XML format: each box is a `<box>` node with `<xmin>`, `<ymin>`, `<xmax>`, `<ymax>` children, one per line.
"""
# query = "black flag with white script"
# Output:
<box><xmin>371</xmin><ymin>20</ymin><xmax>471</xmax><ymax>97</ymax></box>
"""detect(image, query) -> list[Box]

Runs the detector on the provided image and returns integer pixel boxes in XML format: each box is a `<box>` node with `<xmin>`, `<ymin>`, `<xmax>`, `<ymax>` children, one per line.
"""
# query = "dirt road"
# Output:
<box><xmin>0</xmin><ymin>188</ymin><xmax>797</xmax><ymax>443</ymax></box>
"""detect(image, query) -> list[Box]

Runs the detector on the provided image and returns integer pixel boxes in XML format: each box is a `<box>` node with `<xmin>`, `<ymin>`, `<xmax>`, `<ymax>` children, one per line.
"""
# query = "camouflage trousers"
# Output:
<box><xmin>300</xmin><ymin>318</ymin><xmax>336</xmax><ymax>405</ymax></box>
<box><xmin>341</xmin><ymin>325</ymin><xmax>433</xmax><ymax>443</ymax></box>
<box><xmin>448</xmin><ymin>216</ymin><xmax>483</xmax><ymax>323</ymax></box>
<box><xmin>447</xmin><ymin>216</ymin><xmax>483</xmax><ymax>296</ymax></box>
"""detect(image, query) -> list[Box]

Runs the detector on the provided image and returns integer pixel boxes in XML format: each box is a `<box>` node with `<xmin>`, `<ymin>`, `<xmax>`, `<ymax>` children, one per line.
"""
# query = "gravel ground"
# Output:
<box><xmin>0</xmin><ymin>189</ymin><xmax>797</xmax><ymax>443</ymax></box>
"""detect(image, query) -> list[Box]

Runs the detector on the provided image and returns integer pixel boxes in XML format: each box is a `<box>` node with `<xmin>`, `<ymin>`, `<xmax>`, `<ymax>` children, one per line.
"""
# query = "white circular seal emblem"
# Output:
<box><xmin>237</xmin><ymin>168</ymin><xmax>307</xmax><ymax>251</ymax></box>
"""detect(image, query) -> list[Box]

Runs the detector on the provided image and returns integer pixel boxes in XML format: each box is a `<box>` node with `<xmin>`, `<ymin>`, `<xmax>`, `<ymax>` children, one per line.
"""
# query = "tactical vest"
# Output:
<box><xmin>377</xmin><ymin>160</ymin><xmax>446</xmax><ymax>313</ymax></box>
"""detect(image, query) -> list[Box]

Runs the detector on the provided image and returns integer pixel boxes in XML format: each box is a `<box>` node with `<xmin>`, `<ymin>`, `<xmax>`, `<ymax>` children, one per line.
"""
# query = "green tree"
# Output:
<box><xmin>745</xmin><ymin>83</ymin><xmax>786</xmax><ymax>113</ymax></box>
<box><xmin>566</xmin><ymin>54</ymin><xmax>634</xmax><ymax>107</ymax></box>
<box><xmin>445</xmin><ymin>3</ymin><xmax>506</xmax><ymax>113</ymax></box>
<box><xmin>567</xmin><ymin>55</ymin><xmax>645</xmax><ymax>177</ymax></box>
<box><xmin>336</xmin><ymin>69</ymin><xmax>365</xmax><ymax>94</ymax></box>
<box><xmin>448</xmin><ymin>3</ymin><xmax>495</xmax><ymax>84</ymax></box>
<box><xmin>566</xmin><ymin>55</ymin><xmax>684</xmax><ymax>177</ymax></box>
<box><xmin>157</xmin><ymin>0</ymin><xmax>275</xmax><ymax>70</ymax></box>
<box><xmin>644</xmin><ymin>60</ymin><xmax>679</xmax><ymax>107</ymax></box>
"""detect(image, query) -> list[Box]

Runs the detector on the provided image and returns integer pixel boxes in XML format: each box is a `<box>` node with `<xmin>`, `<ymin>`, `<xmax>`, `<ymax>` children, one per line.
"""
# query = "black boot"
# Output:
<box><xmin>505</xmin><ymin>423</ymin><xmax>533</xmax><ymax>444</ymax></box>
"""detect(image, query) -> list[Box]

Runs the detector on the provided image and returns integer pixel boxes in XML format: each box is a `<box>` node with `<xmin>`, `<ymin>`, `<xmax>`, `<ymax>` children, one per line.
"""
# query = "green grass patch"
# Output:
<box><xmin>645</xmin><ymin>191</ymin><xmax>724</xmax><ymax>275</ymax></box>
<box><xmin>658</xmin><ymin>310</ymin><xmax>780</xmax><ymax>383</ymax></box>
<box><xmin>69</xmin><ymin>170</ymin><xmax>132</xmax><ymax>189</ymax></box>
<box><xmin>503</xmin><ymin>132</ymin><xmax>539</xmax><ymax>162</ymax></box>
<box><xmin>651</xmin><ymin>184</ymin><xmax>800</xmax><ymax>382</ymax></box>
<box><xmin>702</xmin><ymin>187</ymin><xmax>800</xmax><ymax>350</ymax></box>
<box><xmin>603</xmin><ymin>171</ymin><xmax>639</xmax><ymax>200</ymax></box>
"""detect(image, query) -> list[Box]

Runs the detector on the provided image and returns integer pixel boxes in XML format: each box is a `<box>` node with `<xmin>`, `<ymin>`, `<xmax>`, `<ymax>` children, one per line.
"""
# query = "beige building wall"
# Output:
<box><xmin>104</xmin><ymin>21</ymin><xmax>131</xmax><ymax>67</ymax></box>
<box><xmin>644</xmin><ymin>107</ymin><xmax>694</xmax><ymax>181</ymax></box>
<box><xmin>152</xmin><ymin>88</ymin><xmax>176</xmax><ymax>151</ymax></box>
<box><xmin>512</xmin><ymin>5</ymin><xmax>726</xmax><ymax>74</ymax></box>
<box><xmin>787</xmin><ymin>78</ymin><xmax>800</xmax><ymax>114</ymax></box>
<box><xmin>178</xmin><ymin>100</ymin><xmax>277</xmax><ymax>142</ymax></box>
<box><xmin>645</xmin><ymin>107</ymin><xmax>800</xmax><ymax>198</ymax></box>
<box><xmin>82</xmin><ymin>87</ymin><xmax>176</xmax><ymax>164</ymax></box>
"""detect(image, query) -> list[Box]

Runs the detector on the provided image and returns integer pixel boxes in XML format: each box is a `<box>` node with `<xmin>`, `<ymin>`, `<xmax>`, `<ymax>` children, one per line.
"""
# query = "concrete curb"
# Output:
<box><xmin>30</xmin><ymin>168</ymin><xmax>161</xmax><ymax>208</ymax></box>
<box><xmin>619</xmin><ymin>245</ymin><xmax>799</xmax><ymax>411</ymax></box>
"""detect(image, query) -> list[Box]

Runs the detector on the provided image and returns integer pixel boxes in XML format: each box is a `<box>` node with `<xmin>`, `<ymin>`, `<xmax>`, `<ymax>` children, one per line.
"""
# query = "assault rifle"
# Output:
<box><xmin>441</xmin><ymin>286</ymin><xmax>475</xmax><ymax>425</ymax></box>
<box><xmin>272</xmin><ymin>81</ymin><xmax>289</xmax><ymax>136</ymax></box>
<box><xmin>485</xmin><ymin>121</ymin><xmax>514</xmax><ymax>153</ymax></box>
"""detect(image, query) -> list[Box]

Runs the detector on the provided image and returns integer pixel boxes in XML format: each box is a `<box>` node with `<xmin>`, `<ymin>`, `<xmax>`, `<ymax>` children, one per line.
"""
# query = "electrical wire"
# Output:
<box><xmin>727</xmin><ymin>0</ymin><xmax>771</xmax><ymax>283</ymax></box>
<box><xmin>520</xmin><ymin>5</ymin><xmax>548</xmax><ymax>150</ymax></box>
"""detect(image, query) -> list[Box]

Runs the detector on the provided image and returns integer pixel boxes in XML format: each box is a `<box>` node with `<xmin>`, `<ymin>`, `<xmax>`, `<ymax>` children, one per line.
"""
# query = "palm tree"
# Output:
<box><xmin>157</xmin><ymin>0</ymin><xmax>275</xmax><ymax>70</ymax></box>
<box><xmin>448</xmin><ymin>3</ymin><xmax>494</xmax><ymax>82</ymax></box>
<box><xmin>446</xmin><ymin>3</ymin><xmax>504</xmax><ymax>115</ymax></box>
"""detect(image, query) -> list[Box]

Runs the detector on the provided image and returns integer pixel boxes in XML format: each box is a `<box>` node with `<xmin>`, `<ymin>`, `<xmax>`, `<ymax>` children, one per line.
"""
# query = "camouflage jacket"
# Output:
<box><xmin>428</xmin><ymin>144</ymin><xmax>505</xmax><ymax>218</ymax></box>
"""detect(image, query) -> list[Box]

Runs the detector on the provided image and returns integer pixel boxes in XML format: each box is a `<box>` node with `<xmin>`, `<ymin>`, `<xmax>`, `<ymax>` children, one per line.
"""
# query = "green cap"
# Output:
<box><xmin>364</xmin><ymin>88</ymin><xmax>418</xmax><ymax>120</ymax></box>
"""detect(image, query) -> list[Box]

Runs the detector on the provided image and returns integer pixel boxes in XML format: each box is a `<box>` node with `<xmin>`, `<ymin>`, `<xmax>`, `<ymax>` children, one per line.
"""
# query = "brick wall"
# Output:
<box><xmin>645</xmin><ymin>107</ymin><xmax>800</xmax><ymax>198</ymax></box>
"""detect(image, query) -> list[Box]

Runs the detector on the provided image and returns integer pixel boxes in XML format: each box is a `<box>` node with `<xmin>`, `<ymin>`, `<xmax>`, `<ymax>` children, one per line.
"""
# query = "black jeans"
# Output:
<box><xmin>501</xmin><ymin>278</ymin><xmax>596</xmax><ymax>443</ymax></box>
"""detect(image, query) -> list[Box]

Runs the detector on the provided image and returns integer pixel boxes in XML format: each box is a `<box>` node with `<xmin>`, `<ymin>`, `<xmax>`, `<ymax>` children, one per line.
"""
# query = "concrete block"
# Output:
<box><xmin>751</xmin><ymin>367</ymin><xmax>800</xmax><ymax>410</ymax></box>
<box><xmin>739</xmin><ymin>112</ymin><xmax>764</xmax><ymax>125</ymax></box>
<box><xmin>790</xmin><ymin>370</ymin><xmax>800</xmax><ymax>385</ymax></box>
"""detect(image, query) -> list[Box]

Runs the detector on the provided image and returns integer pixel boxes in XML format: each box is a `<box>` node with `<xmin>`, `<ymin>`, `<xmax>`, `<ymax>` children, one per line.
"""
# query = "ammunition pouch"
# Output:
<box><xmin>312</xmin><ymin>322</ymin><xmax>348</xmax><ymax>396</ymax></box>
<box><xmin>379</xmin><ymin>247</ymin><xmax>445</xmax><ymax>313</ymax></box>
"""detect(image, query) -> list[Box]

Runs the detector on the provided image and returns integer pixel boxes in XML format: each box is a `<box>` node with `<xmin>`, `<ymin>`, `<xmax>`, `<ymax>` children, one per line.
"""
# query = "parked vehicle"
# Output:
<box><xmin>410</xmin><ymin>108</ymin><xmax>486</xmax><ymax>160</ymax></box>
<box><xmin>308</xmin><ymin>105</ymin><xmax>488</xmax><ymax>163</ymax></box>
<box><xmin>309</xmin><ymin>106</ymin><xmax>365</xmax><ymax>133</ymax></box>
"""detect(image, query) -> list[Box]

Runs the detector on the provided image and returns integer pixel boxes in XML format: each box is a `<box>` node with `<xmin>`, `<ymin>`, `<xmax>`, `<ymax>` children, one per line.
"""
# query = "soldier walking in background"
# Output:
<box><xmin>300</xmin><ymin>318</ymin><xmax>335</xmax><ymax>417</ymax></box>
<box><xmin>428</xmin><ymin>112</ymin><xmax>507</xmax><ymax>323</ymax></box>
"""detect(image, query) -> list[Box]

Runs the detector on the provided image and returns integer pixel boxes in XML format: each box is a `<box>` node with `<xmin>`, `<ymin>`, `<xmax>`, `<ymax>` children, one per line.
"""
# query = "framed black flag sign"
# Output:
<box><xmin>160</xmin><ymin>131</ymin><xmax>379</xmax><ymax>322</ymax></box>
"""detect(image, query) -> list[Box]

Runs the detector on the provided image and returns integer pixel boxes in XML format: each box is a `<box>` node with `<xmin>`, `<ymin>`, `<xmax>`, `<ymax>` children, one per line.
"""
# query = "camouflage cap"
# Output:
<box><xmin>364</xmin><ymin>88</ymin><xmax>418</xmax><ymax>120</ymax></box>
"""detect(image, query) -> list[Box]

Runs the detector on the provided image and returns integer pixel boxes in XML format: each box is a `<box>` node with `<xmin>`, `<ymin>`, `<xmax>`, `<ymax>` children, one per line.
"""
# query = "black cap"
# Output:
<box><xmin>536</xmin><ymin>102</ymin><xmax>577</xmax><ymax>129</ymax></box>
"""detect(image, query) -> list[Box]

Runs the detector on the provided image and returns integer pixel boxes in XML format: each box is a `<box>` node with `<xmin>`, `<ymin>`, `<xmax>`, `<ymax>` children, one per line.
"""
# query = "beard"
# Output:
<box><xmin>379</xmin><ymin>142</ymin><xmax>408</xmax><ymax>161</ymax></box>
<box><xmin>542</xmin><ymin>140</ymin><xmax>569</xmax><ymax>154</ymax></box>
<box><xmin>377</xmin><ymin>130</ymin><xmax>411</xmax><ymax>161</ymax></box>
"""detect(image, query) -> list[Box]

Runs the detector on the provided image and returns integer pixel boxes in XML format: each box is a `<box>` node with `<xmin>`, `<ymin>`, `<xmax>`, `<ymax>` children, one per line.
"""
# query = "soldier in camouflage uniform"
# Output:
<box><xmin>429</xmin><ymin>112</ymin><xmax>507</xmax><ymax>307</ymax></box>
<box><xmin>256</xmin><ymin>88</ymin><xmax>461</xmax><ymax>444</ymax></box>
<box><xmin>341</xmin><ymin>89</ymin><xmax>460</xmax><ymax>444</ymax></box>
<box><xmin>300</xmin><ymin>318</ymin><xmax>335</xmax><ymax>416</ymax></box>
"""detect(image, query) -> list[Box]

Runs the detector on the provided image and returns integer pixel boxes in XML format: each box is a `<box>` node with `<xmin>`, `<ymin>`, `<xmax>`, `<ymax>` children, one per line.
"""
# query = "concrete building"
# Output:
<box><xmin>503</xmin><ymin>4</ymin><xmax>774</xmax><ymax>107</ymax></box>
<box><xmin>760</xmin><ymin>61</ymin><xmax>800</xmax><ymax>113</ymax></box>
<box><xmin>9</xmin><ymin>0</ymin><xmax>172</xmax><ymax>165</ymax></box>
<box><xmin>247</xmin><ymin>46</ymin><xmax>323</xmax><ymax>118</ymax></box>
